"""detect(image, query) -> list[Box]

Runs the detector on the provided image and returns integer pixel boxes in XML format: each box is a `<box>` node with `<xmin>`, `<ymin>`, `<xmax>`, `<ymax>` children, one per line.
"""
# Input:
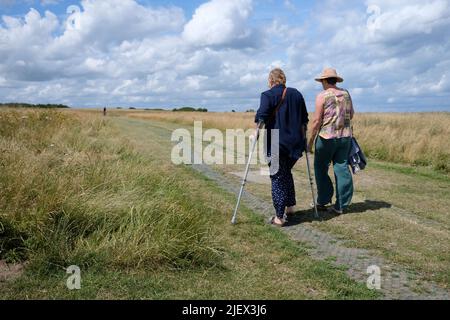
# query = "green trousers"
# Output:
<box><xmin>314</xmin><ymin>136</ymin><xmax>353</xmax><ymax>211</ymax></box>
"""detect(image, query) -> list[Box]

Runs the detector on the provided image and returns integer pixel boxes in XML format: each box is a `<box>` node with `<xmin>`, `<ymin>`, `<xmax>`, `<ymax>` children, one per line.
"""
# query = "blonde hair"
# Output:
<box><xmin>269</xmin><ymin>68</ymin><xmax>287</xmax><ymax>86</ymax></box>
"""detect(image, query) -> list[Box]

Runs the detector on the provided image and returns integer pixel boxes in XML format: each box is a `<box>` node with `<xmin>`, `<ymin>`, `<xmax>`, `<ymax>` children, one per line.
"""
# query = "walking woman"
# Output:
<box><xmin>255</xmin><ymin>68</ymin><xmax>309</xmax><ymax>226</ymax></box>
<box><xmin>307</xmin><ymin>68</ymin><xmax>354</xmax><ymax>214</ymax></box>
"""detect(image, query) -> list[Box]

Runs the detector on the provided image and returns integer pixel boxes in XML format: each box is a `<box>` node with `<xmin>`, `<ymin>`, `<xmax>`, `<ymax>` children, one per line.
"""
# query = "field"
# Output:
<box><xmin>0</xmin><ymin>108</ymin><xmax>449</xmax><ymax>299</ymax></box>
<box><xmin>126</xmin><ymin>111</ymin><xmax>450</xmax><ymax>173</ymax></box>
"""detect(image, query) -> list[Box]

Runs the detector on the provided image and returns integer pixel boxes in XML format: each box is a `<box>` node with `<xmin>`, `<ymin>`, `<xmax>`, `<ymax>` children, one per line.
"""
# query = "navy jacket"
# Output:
<box><xmin>348</xmin><ymin>137</ymin><xmax>367</xmax><ymax>174</ymax></box>
<box><xmin>255</xmin><ymin>84</ymin><xmax>309</xmax><ymax>160</ymax></box>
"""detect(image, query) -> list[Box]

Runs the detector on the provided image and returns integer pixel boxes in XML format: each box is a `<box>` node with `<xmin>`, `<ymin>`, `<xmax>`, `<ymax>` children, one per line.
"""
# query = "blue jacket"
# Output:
<box><xmin>348</xmin><ymin>137</ymin><xmax>367</xmax><ymax>174</ymax></box>
<box><xmin>255</xmin><ymin>84</ymin><xmax>309</xmax><ymax>160</ymax></box>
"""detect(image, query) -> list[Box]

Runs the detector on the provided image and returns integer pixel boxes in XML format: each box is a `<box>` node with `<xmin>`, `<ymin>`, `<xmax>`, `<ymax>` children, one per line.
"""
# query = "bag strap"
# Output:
<box><xmin>271</xmin><ymin>87</ymin><xmax>287</xmax><ymax>120</ymax></box>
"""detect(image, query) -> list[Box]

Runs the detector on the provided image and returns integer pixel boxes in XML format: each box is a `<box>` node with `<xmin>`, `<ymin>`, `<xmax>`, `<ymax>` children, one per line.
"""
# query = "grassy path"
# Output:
<box><xmin>114</xmin><ymin>116</ymin><xmax>450</xmax><ymax>299</ymax></box>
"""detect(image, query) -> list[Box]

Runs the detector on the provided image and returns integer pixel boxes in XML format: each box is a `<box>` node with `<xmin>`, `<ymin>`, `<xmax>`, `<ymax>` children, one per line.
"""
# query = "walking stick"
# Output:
<box><xmin>231</xmin><ymin>121</ymin><xmax>265</xmax><ymax>225</ymax></box>
<box><xmin>304</xmin><ymin>132</ymin><xmax>320</xmax><ymax>220</ymax></box>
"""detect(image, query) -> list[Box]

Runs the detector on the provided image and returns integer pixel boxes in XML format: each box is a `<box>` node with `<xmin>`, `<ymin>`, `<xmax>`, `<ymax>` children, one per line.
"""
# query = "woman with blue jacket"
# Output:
<box><xmin>255</xmin><ymin>68</ymin><xmax>309</xmax><ymax>227</ymax></box>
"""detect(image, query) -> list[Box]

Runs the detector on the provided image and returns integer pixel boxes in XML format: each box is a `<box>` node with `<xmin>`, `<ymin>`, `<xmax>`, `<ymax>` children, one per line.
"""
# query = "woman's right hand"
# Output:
<box><xmin>307</xmin><ymin>137</ymin><xmax>314</xmax><ymax>153</ymax></box>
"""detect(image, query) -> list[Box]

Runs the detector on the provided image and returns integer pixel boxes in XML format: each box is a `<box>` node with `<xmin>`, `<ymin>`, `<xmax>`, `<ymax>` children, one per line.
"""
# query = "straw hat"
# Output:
<box><xmin>315</xmin><ymin>68</ymin><xmax>344</xmax><ymax>83</ymax></box>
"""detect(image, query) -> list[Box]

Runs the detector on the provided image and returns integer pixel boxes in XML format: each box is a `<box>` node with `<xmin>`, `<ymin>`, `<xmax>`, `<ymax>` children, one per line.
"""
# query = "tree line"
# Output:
<box><xmin>0</xmin><ymin>103</ymin><xmax>70</xmax><ymax>109</ymax></box>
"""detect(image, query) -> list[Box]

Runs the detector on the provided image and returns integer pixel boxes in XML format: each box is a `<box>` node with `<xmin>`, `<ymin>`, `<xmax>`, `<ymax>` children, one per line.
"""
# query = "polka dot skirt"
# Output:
<box><xmin>270</xmin><ymin>154</ymin><xmax>297</xmax><ymax>219</ymax></box>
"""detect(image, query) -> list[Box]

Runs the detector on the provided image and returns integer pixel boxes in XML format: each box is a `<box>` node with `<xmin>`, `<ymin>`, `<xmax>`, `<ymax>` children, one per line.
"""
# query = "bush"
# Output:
<box><xmin>173</xmin><ymin>107</ymin><xmax>208</xmax><ymax>112</ymax></box>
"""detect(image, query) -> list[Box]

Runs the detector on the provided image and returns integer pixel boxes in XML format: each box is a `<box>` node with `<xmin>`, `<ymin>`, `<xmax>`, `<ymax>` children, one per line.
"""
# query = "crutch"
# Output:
<box><xmin>231</xmin><ymin>121</ymin><xmax>265</xmax><ymax>225</ymax></box>
<box><xmin>304</xmin><ymin>131</ymin><xmax>320</xmax><ymax>220</ymax></box>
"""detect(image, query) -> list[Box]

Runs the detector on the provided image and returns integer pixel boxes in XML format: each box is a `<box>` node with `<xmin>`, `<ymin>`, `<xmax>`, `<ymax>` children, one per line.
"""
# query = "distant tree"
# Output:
<box><xmin>116</xmin><ymin>107</ymin><xmax>123</xmax><ymax>109</ymax></box>
<box><xmin>173</xmin><ymin>107</ymin><xmax>207</xmax><ymax>112</ymax></box>
<box><xmin>232</xmin><ymin>110</ymin><xmax>236</xmax><ymax>113</ymax></box>
<box><xmin>129</xmin><ymin>107</ymin><xmax>136</xmax><ymax>110</ymax></box>
<box><xmin>0</xmin><ymin>103</ymin><xmax>69</xmax><ymax>109</ymax></box>
<box><xmin>246</xmin><ymin>109</ymin><xmax>256</xmax><ymax>113</ymax></box>
<box><xmin>173</xmin><ymin>107</ymin><xmax>194</xmax><ymax>112</ymax></box>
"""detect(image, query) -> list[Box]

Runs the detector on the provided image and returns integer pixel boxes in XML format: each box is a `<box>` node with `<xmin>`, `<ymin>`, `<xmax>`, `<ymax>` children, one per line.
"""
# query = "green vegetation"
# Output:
<box><xmin>0</xmin><ymin>103</ymin><xmax>70</xmax><ymax>109</ymax></box>
<box><xmin>0</xmin><ymin>110</ymin><xmax>218</xmax><ymax>272</ymax></box>
<box><xmin>173</xmin><ymin>107</ymin><xmax>208</xmax><ymax>112</ymax></box>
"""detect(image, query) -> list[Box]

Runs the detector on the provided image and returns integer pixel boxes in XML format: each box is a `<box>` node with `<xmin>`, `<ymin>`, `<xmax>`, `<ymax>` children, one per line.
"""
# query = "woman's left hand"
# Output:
<box><xmin>307</xmin><ymin>138</ymin><xmax>314</xmax><ymax>153</ymax></box>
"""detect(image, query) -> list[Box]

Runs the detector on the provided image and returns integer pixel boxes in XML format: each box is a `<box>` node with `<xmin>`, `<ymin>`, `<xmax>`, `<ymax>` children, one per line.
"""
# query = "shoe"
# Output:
<box><xmin>328</xmin><ymin>207</ymin><xmax>343</xmax><ymax>215</ymax></box>
<box><xmin>310</xmin><ymin>202</ymin><xmax>329</xmax><ymax>211</ymax></box>
<box><xmin>270</xmin><ymin>216</ymin><xmax>286</xmax><ymax>227</ymax></box>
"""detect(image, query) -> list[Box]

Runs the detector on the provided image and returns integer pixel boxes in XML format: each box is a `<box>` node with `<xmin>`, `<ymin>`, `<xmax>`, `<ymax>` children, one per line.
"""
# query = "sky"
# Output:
<box><xmin>0</xmin><ymin>0</ymin><xmax>449</xmax><ymax>112</ymax></box>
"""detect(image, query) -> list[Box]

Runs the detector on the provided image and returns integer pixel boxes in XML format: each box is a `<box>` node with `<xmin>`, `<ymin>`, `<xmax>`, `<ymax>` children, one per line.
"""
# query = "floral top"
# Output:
<box><xmin>319</xmin><ymin>89</ymin><xmax>353</xmax><ymax>139</ymax></box>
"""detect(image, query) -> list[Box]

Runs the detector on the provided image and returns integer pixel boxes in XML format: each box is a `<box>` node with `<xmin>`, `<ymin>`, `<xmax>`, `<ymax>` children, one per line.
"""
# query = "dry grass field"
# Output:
<box><xmin>125</xmin><ymin>111</ymin><xmax>450</xmax><ymax>173</ymax></box>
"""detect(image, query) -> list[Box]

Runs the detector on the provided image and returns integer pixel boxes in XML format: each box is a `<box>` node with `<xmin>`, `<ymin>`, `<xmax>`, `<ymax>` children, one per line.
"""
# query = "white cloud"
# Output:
<box><xmin>0</xmin><ymin>0</ymin><xmax>449</xmax><ymax>112</ymax></box>
<box><xmin>182</xmin><ymin>0</ymin><xmax>257</xmax><ymax>48</ymax></box>
<box><xmin>365</xmin><ymin>0</ymin><xmax>450</xmax><ymax>45</ymax></box>
<box><xmin>283</xmin><ymin>0</ymin><xmax>450</xmax><ymax>110</ymax></box>
<box><xmin>55</xmin><ymin>0</ymin><xmax>185</xmax><ymax>50</ymax></box>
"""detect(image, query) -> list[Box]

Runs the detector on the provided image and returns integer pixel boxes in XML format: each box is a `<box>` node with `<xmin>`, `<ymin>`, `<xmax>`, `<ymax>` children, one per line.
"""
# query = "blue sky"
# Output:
<box><xmin>1</xmin><ymin>0</ymin><xmax>449</xmax><ymax>112</ymax></box>
<box><xmin>0</xmin><ymin>0</ymin><xmax>314</xmax><ymax>19</ymax></box>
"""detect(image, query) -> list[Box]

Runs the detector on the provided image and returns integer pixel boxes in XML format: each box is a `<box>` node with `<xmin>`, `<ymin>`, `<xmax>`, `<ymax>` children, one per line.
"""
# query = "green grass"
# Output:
<box><xmin>0</xmin><ymin>110</ymin><xmax>218</xmax><ymax>273</ymax></box>
<box><xmin>0</xmin><ymin>110</ymin><xmax>379</xmax><ymax>299</ymax></box>
<box><xmin>369</xmin><ymin>161</ymin><xmax>450</xmax><ymax>182</ymax></box>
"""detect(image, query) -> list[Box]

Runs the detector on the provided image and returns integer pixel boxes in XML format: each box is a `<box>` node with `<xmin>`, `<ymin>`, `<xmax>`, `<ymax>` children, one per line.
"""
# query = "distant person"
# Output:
<box><xmin>255</xmin><ymin>68</ymin><xmax>309</xmax><ymax>227</ymax></box>
<box><xmin>307</xmin><ymin>68</ymin><xmax>355</xmax><ymax>215</ymax></box>
<box><xmin>103</xmin><ymin>107</ymin><xmax>107</xmax><ymax>116</ymax></box>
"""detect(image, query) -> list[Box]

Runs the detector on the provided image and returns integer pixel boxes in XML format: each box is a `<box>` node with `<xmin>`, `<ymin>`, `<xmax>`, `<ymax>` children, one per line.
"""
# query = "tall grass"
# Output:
<box><xmin>0</xmin><ymin>109</ymin><xmax>220</xmax><ymax>272</ymax></box>
<box><xmin>127</xmin><ymin>111</ymin><xmax>450</xmax><ymax>173</ymax></box>
<box><xmin>355</xmin><ymin>113</ymin><xmax>449</xmax><ymax>173</ymax></box>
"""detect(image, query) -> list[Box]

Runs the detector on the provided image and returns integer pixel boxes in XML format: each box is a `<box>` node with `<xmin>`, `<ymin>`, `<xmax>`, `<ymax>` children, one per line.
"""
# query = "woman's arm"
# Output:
<box><xmin>307</xmin><ymin>94</ymin><xmax>324</xmax><ymax>152</ymax></box>
<box><xmin>255</xmin><ymin>93</ymin><xmax>273</xmax><ymax>124</ymax></box>
<box><xmin>347</xmin><ymin>90</ymin><xmax>355</xmax><ymax>120</ymax></box>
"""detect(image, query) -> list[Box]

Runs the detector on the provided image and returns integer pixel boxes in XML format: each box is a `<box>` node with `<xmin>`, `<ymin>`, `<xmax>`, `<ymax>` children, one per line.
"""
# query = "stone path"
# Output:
<box><xmin>191</xmin><ymin>162</ymin><xmax>450</xmax><ymax>300</ymax></box>
<box><xmin>229</xmin><ymin>170</ymin><xmax>271</xmax><ymax>185</ymax></box>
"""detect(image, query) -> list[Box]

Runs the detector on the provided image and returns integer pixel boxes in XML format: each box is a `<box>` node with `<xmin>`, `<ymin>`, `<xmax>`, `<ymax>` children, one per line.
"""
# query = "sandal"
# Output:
<box><xmin>270</xmin><ymin>216</ymin><xmax>286</xmax><ymax>227</ymax></box>
<box><xmin>328</xmin><ymin>207</ymin><xmax>344</xmax><ymax>215</ymax></box>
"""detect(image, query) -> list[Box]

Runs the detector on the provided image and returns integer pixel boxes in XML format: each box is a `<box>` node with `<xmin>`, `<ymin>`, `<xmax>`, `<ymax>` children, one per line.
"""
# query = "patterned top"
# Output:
<box><xmin>319</xmin><ymin>89</ymin><xmax>353</xmax><ymax>139</ymax></box>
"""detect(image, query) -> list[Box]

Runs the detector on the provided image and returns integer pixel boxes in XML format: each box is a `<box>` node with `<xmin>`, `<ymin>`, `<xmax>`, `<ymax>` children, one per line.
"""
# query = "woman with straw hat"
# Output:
<box><xmin>307</xmin><ymin>68</ymin><xmax>355</xmax><ymax>215</ymax></box>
